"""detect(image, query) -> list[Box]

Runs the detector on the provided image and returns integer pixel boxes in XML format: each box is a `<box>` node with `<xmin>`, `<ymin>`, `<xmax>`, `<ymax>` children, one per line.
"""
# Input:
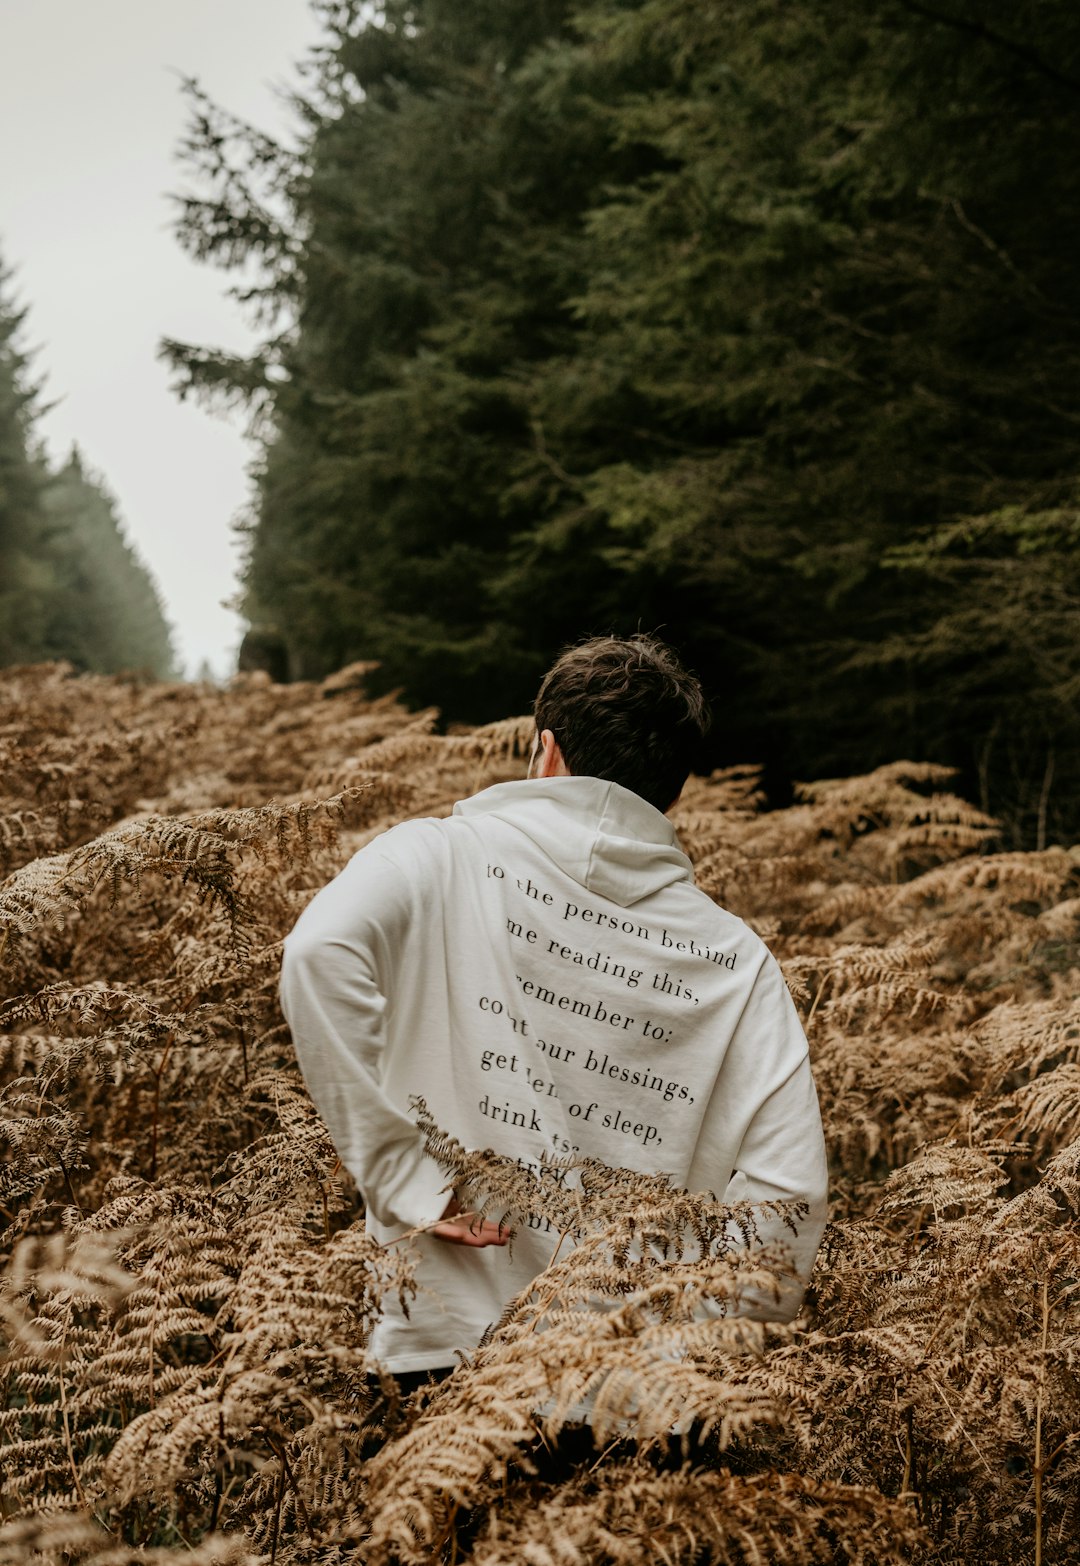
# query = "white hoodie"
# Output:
<box><xmin>279</xmin><ymin>776</ymin><xmax>828</xmax><ymax>1372</ymax></box>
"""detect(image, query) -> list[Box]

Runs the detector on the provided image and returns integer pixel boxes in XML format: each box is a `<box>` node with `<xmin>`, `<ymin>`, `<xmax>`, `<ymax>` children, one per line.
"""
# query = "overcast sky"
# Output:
<box><xmin>1</xmin><ymin>1</ymin><xmax>322</xmax><ymax>677</ymax></box>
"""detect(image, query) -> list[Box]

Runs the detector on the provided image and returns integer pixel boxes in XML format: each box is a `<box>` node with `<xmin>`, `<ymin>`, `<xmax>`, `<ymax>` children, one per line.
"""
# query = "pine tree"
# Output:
<box><xmin>167</xmin><ymin>0</ymin><xmax>616</xmax><ymax>715</ymax></box>
<box><xmin>41</xmin><ymin>451</ymin><xmax>176</xmax><ymax>679</ymax></box>
<box><xmin>0</xmin><ymin>264</ymin><xmax>52</xmax><ymax>665</ymax></box>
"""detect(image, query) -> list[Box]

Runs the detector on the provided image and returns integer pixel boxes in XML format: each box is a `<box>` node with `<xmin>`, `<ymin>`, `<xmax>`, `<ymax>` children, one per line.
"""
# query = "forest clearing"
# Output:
<box><xmin>1</xmin><ymin>660</ymin><xmax>1077</xmax><ymax>1564</ymax></box>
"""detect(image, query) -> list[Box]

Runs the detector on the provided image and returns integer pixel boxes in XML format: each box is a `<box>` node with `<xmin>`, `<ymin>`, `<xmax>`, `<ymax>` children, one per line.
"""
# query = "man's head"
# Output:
<box><xmin>531</xmin><ymin>634</ymin><xmax>711</xmax><ymax>812</ymax></box>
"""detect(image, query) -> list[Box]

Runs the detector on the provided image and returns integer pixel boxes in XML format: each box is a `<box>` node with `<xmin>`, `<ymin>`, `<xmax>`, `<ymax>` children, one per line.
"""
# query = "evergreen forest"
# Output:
<box><xmin>0</xmin><ymin>269</ymin><xmax>175</xmax><ymax>680</ymax></box>
<box><xmin>166</xmin><ymin>0</ymin><xmax>1080</xmax><ymax>847</ymax></box>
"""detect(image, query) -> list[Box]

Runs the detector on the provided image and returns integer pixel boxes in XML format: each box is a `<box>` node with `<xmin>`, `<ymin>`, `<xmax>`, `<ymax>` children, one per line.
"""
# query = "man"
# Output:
<box><xmin>279</xmin><ymin>634</ymin><xmax>828</xmax><ymax>1376</ymax></box>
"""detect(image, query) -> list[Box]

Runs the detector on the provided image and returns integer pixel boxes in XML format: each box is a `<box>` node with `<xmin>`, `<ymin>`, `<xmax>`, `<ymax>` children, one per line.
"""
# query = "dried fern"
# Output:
<box><xmin>2</xmin><ymin>665</ymin><xmax>1079</xmax><ymax>1564</ymax></box>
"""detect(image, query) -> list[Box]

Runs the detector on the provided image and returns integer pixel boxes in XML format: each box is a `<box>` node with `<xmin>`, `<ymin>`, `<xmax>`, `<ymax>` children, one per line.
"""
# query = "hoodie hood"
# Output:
<box><xmin>453</xmin><ymin>776</ymin><xmax>693</xmax><ymax>908</ymax></box>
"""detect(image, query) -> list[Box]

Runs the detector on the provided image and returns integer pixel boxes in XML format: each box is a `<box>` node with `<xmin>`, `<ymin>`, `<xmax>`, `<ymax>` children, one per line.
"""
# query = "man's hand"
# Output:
<box><xmin>430</xmin><ymin>1195</ymin><xmax>510</xmax><ymax>1248</ymax></box>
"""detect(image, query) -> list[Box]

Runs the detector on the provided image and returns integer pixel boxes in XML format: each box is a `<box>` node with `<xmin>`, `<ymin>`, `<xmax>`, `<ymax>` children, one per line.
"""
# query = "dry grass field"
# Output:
<box><xmin>1</xmin><ymin>662</ymin><xmax>1078</xmax><ymax>1564</ymax></box>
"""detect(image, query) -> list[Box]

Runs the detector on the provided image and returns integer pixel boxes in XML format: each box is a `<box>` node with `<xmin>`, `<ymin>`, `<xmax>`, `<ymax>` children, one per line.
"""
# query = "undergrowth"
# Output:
<box><xmin>1</xmin><ymin>661</ymin><xmax>1078</xmax><ymax>1564</ymax></box>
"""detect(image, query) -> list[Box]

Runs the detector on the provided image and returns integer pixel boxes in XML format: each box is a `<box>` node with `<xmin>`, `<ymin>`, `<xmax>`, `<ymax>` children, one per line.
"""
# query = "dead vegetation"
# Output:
<box><xmin>1</xmin><ymin>661</ymin><xmax>1078</xmax><ymax>1564</ymax></box>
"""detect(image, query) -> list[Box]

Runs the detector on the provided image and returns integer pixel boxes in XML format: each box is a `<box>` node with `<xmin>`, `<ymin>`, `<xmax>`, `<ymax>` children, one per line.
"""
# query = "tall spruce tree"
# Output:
<box><xmin>41</xmin><ymin>451</ymin><xmax>176</xmax><ymax>678</ymax></box>
<box><xmin>171</xmin><ymin>0</ymin><xmax>592</xmax><ymax>714</ymax></box>
<box><xmin>0</xmin><ymin>265</ymin><xmax>52</xmax><ymax>666</ymax></box>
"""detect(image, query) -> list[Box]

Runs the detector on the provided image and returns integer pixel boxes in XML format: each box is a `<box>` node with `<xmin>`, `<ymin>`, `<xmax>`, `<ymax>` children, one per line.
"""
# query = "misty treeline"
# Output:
<box><xmin>0</xmin><ymin>268</ymin><xmax>174</xmax><ymax>681</ymax></box>
<box><xmin>165</xmin><ymin>0</ymin><xmax>1080</xmax><ymax>847</ymax></box>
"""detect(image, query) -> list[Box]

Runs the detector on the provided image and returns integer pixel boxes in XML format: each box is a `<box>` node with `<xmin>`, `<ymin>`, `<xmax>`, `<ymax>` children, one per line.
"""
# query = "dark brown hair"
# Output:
<box><xmin>533</xmin><ymin>634</ymin><xmax>711</xmax><ymax>811</ymax></box>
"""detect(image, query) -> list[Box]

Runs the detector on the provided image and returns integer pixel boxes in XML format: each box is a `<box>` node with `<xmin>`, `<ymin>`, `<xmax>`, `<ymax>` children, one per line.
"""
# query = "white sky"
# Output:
<box><xmin>0</xmin><ymin>1</ymin><xmax>322</xmax><ymax>677</ymax></box>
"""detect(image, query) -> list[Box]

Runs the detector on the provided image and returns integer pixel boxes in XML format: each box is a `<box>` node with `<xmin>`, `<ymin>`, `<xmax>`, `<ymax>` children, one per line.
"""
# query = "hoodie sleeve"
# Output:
<box><xmin>278</xmin><ymin>842</ymin><xmax>451</xmax><ymax>1229</ymax></box>
<box><xmin>692</xmin><ymin>950</ymin><xmax>829</xmax><ymax>1322</ymax></box>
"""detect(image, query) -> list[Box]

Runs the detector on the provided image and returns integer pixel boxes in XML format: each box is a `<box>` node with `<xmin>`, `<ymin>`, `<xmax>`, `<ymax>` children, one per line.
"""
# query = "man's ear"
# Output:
<box><xmin>536</xmin><ymin>728</ymin><xmax>570</xmax><ymax>778</ymax></box>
